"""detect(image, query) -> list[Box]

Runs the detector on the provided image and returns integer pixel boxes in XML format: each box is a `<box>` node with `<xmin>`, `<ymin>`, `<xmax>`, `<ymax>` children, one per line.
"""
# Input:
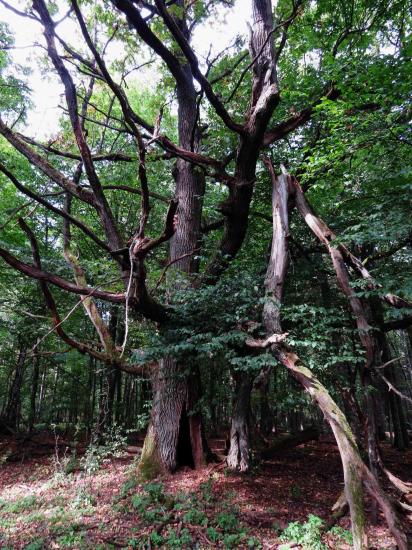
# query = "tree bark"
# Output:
<box><xmin>139</xmin><ymin>2</ymin><xmax>206</xmax><ymax>475</ymax></box>
<box><xmin>262</xmin><ymin>162</ymin><xmax>409</xmax><ymax>550</ymax></box>
<box><xmin>28</xmin><ymin>349</ymin><xmax>40</xmax><ymax>432</ymax></box>
<box><xmin>4</xmin><ymin>345</ymin><xmax>27</xmax><ymax>430</ymax></box>
<box><xmin>227</xmin><ymin>372</ymin><xmax>253</xmax><ymax>472</ymax></box>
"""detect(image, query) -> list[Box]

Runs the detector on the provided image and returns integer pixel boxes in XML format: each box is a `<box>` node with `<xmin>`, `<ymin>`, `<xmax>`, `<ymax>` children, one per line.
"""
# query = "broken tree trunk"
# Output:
<box><xmin>292</xmin><ymin>175</ymin><xmax>412</xmax><ymax>497</ymax></box>
<box><xmin>260</xmin><ymin>427</ymin><xmax>319</xmax><ymax>459</ymax></box>
<box><xmin>261</xmin><ymin>160</ymin><xmax>410</xmax><ymax>550</ymax></box>
<box><xmin>272</xmin><ymin>347</ymin><xmax>409</xmax><ymax>550</ymax></box>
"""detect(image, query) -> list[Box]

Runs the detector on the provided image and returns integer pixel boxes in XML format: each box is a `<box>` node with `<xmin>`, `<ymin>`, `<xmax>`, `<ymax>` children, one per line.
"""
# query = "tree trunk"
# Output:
<box><xmin>28</xmin><ymin>349</ymin><xmax>40</xmax><ymax>432</ymax></box>
<box><xmin>261</xmin><ymin>160</ymin><xmax>410</xmax><ymax>550</ymax></box>
<box><xmin>4</xmin><ymin>345</ymin><xmax>27</xmax><ymax>430</ymax></box>
<box><xmin>259</xmin><ymin>376</ymin><xmax>273</xmax><ymax>436</ymax></box>
<box><xmin>139</xmin><ymin>2</ymin><xmax>206</xmax><ymax>476</ymax></box>
<box><xmin>140</xmin><ymin>359</ymin><xmax>189</xmax><ymax>476</ymax></box>
<box><xmin>273</xmin><ymin>348</ymin><xmax>409</xmax><ymax>550</ymax></box>
<box><xmin>227</xmin><ymin>372</ymin><xmax>253</xmax><ymax>472</ymax></box>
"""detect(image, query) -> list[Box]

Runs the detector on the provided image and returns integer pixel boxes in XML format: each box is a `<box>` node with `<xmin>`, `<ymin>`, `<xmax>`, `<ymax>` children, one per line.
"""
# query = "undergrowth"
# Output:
<box><xmin>120</xmin><ymin>477</ymin><xmax>262</xmax><ymax>549</ymax></box>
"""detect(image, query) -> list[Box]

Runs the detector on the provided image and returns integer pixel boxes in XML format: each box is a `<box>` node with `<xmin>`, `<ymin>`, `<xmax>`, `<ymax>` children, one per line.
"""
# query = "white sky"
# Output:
<box><xmin>1</xmin><ymin>0</ymin><xmax>251</xmax><ymax>138</ymax></box>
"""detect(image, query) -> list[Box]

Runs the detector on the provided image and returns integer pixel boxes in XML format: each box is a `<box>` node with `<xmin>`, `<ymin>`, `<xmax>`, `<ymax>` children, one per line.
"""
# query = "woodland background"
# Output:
<box><xmin>0</xmin><ymin>0</ymin><xmax>411</xmax><ymax>548</ymax></box>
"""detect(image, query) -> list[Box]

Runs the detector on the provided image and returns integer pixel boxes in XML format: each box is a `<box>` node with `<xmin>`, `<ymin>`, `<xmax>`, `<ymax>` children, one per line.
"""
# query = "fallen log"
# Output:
<box><xmin>260</xmin><ymin>427</ymin><xmax>320</xmax><ymax>460</ymax></box>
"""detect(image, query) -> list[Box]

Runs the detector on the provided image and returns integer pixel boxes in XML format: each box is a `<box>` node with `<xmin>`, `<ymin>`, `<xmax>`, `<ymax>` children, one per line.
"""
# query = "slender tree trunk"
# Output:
<box><xmin>4</xmin><ymin>345</ymin><xmax>27</xmax><ymax>430</ymax></box>
<box><xmin>83</xmin><ymin>355</ymin><xmax>94</xmax><ymax>435</ymax></box>
<box><xmin>259</xmin><ymin>376</ymin><xmax>273</xmax><ymax>436</ymax></box>
<box><xmin>28</xmin><ymin>350</ymin><xmax>40</xmax><ymax>432</ymax></box>
<box><xmin>37</xmin><ymin>366</ymin><xmax>46</xmax><ymax>421</ymax></box>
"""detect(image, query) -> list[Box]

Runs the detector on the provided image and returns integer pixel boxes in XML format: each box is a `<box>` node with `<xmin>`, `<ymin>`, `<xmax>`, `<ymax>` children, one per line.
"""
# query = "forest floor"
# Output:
<box><xmin>0</xmin><ymin>434</ymin><xmax>411</xmax><ymax>549</ymax></box>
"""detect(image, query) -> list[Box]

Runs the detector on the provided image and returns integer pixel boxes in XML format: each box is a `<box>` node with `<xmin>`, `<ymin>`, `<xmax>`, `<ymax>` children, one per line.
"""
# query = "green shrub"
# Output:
<box><xmin>215</xmin><ymin>511</ymin><xmax>239</xmax><ymax>532</ymax></box>
<box><xmin>280</xmin><ymin>514</ymin><xmax>327</xmax><ymax>550</ymax></box>
<box><xmin>183</xmin><ymin>507</ymin><xmax>207</xmax><ymax>525</ymax></box>
<box><xmin>329</xmin><ymin>525</ymin><xmax>353</xmax><ymax>545</ymax></box>
<box><xmin>81</xmin><ymin>423</ymin><xmax>127</xmax><ymax>474</ymax></box>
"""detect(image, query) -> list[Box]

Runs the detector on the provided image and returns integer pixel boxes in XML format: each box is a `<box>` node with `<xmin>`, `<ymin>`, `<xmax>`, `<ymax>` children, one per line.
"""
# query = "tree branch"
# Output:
<box><xmin>33</xmin><ymin>0</ymin><xmax>122</xmax><ymax>251</ymax></box>
<box><xmin>153</xmin><ymin>0</ymin><xmax>244</xmax><ymax>134</ymax></box>
<box><xmin>0</xmin><ymin>118</ymin><xmax>96</xmax><ymax>205</ymax></box>
<box><xmin>0</xmin><ymin>162</ymin><xmax>111</xmax><ymax>252</ymax></box>
<box><xmin>0</xmin><ymin>246</ymin><xmax>126</xmax><ymax>303</ymax></box>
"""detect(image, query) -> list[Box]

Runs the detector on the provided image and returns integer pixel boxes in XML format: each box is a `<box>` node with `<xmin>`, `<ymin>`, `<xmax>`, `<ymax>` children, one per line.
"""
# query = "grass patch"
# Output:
<box><xmin>0</xmin><ymin>495</ymin><xmax>37</xmax><ymax>514</ymax></box>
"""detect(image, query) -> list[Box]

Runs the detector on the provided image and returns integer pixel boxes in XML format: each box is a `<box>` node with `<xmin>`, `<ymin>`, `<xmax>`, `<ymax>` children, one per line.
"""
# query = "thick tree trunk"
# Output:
<box><xmin>139</xmin><ymin>5</ymin><xmax>206</xmax><ymax>475</ymax></box>
<box><xmin>139</xmin><ymin>359</ymin><xmax>200</xmax><ymax>476</ymax></box>
<box><xmin>227</xmin><ymin>372</ymin><xmax>253</xmax><ymax>472</ymax></box>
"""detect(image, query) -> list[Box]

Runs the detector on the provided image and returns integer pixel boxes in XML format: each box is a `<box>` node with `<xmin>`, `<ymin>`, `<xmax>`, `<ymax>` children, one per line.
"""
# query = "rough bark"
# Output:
<box><xmin>262</xmin><ymin>162</ymin><xmax>409</xmax><ymax>550</ymax></box>
<box><xmin>227</xmin><ymin>372</ymin><xmax>254</xmax><ymax>472</ymax></box>
<box><xmin>206</xmin><ymin>0</ymin><xmax>279</xmax><ymax>281</ymax></box>
<box><xmin>139</xmin><ymin>359</ymin><xmax>188</xmax><ymax>476</ymax></box>
<box><xmin>139</xmin><ymin>2</ymin><xmax>206</xmax><ymax>475</ymax></box>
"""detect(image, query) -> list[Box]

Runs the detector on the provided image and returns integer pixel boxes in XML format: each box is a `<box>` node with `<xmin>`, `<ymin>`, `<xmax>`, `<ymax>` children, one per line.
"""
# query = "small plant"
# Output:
<box><xmin>329</xmin><ymin>525</ymin><xmax>353</xmax><ymax>545</ymax></box>
<box><xmin>0</xmin><ymin>495</ymin><xmax>37</xmax><ymax>514</ymax></box>
<box><xmin>81</xmin><ymin>423</ymin><xmax>127</xmax><ymax>474</ymax></box>
<box><xmin>182</xmin><ymin>507</ymin><xmax>207</xmax><ymax>525</ymax></box>
<box><xmin>119</xmin><ymin>476</ymin><xmax>138</xmax><ymax>499</ymax></box>
<box><xmin>57</xmin><ymin>531</ymin><xmax>84</xmax><ymax>548</ymax></box>
<box><xmin>165</xmin><ymin>526</ymin><xmax>193</xmax><ymax>548</ymax></box>
<box><xmin>149</xmin><ymin>531</ymin><xmax>164</xmax><ymax>546</ymax></box>
<box><xmin>222</xmin><ymin>532</ymin><xmax>248</xmax><ymax>548</ymax></box>
<box><xmin>131</xmin><ymin>482</ymin><xmax>173</xmax><ymax>524</ymax></box>
<box><xmin>280</xmin><ymin>514</ymin><xmax>327</xmax><ymax>550</ymax></box>
<box><xmin>200</xmin><ymin>478</ymin><xmax>214</xmax><ymax>503</ymax></box>
<box><xmin>71</xmin><ymin>487</ymin><xmax>96</xmax><ymax>510</ymax></box>
<box><xmin>49</xmin><ymin>425</ymin><xmax>76</xmax><ymax>481</ymax></box>
<box><xmin>206</xmin><ymin>526</ymin><xmax>220</xmax><ymax>543</ymax></box>
<box><xmin>215</xmin><ymin>511</ymin><xmax>239</xmax><ymax>532</ymax></box>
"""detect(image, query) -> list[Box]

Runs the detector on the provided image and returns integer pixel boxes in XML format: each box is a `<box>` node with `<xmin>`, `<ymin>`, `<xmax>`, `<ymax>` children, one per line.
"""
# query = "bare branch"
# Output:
<box><xmin>33</xmin><ymin>0</ymin><xmax>122</xmax><ymax>251</ymax></box>
<box><xmin>153</xmin><ymin>0</ymin><xmax>245</xmax><ymax>134</ymax></box>
<box><xmin>0</xmin><ymin>245</ymin><xmax>126</xmax><ymax>304</ymax></box>
<box><xmin>0</xmin><ymin>118</ymin><xmax>96</xmax><ymax>205</ymax></box>
<box><xmin>20</xmin><ymin>135</ymin><xmax>136</xmax><ymax>162</ymax></box>
<box><xmin>377</xmin><ymin>373</ymin><xmax>412</xmax><ymax>405</ymax></box>
<box><xmin>0</xmin><ymin>0</ymin><xmax>40</xmax><ymax>21</ymax></box>
<box><xmin>0</xmin><ymin>162</ymin><xmax>111</xmax><ymax>252</ymax></box>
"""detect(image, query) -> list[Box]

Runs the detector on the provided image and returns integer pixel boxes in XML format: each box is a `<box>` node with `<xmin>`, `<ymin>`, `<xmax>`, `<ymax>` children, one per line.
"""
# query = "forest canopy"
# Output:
<box><xmin>0</xmin><ymin>0</ymin><xmax>411</xmax><ymax>548</ymax></box>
